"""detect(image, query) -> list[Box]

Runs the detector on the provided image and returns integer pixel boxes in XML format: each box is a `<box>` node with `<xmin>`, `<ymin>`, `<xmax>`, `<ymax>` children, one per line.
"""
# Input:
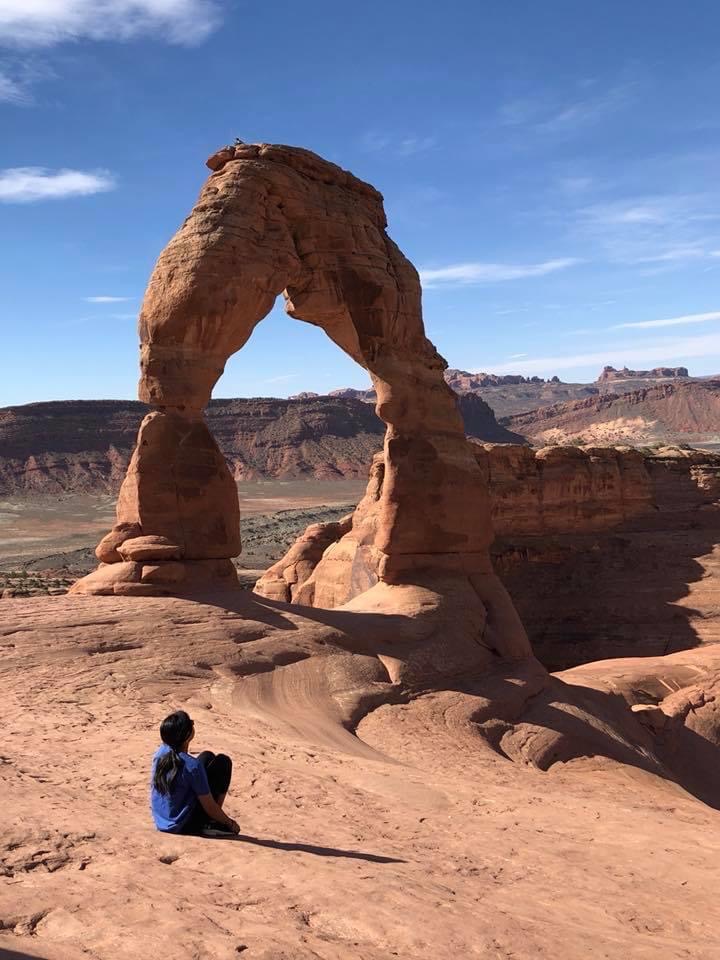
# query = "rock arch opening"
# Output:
<box><xmin>72</xmin><ymin>142</ymin><xmax>529</xmax><ymax>663</ymax></box>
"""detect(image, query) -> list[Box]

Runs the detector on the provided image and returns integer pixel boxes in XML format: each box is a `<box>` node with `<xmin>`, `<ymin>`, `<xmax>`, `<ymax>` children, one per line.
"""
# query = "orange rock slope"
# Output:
<box><xmin>1</xmin><ymin>592</ymin><xmax>720</xmax><ymax>959</ymax></box>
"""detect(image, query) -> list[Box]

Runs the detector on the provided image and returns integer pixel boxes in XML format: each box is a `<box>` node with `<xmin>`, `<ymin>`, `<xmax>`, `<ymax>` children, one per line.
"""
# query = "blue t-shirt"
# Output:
<box><xmin>150</xmin><ymin>746</ymin><xmax>210</xmax><ymax>833</ymax></box>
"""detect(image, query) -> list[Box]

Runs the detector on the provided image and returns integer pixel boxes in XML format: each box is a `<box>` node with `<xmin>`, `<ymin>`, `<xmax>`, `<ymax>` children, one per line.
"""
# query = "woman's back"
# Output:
<box><xmin>150</xmin><ymin>743</ymin><xmax>210</xmax><ymax>832</ymax></box>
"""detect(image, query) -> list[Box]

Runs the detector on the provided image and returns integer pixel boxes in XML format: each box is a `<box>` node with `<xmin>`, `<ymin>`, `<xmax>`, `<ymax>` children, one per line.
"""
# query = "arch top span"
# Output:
<box><xmin>70</xmin><ymin>141</ymin><xmax>530</xmax><ymax>662</ymax></box>
<box><xmin>138</xmin><ymin>141</ymin><xmax>425</xmax><ymax>412</ymax></box>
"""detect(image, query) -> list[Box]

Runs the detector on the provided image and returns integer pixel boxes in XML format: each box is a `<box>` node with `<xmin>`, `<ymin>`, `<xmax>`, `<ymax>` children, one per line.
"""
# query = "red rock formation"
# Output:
<box><xmin>598</xmin><ymin>365</ymin><xmax>690</xmax><ymax>381</ymax></box>
<box><xmin>256</xmin><ymin>444</ymin><xmax>654</xmax><ymax>603</ymax></box>
<box><xmin>505</xmin><ymin>379</ymin><xmax>720</xmax><ymax>445</ymax></box>
<box><xmin>71</xmin><ymin>142</ymin><xmax>529</xmax><ymax>667</ymax></box>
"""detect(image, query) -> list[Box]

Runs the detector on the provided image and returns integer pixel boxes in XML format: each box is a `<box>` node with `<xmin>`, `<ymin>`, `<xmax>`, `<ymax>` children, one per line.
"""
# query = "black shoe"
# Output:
<box><xmin>200</xmin><ymin>821</ymin><xmax>237</xmax><ymax>838</ymax></box>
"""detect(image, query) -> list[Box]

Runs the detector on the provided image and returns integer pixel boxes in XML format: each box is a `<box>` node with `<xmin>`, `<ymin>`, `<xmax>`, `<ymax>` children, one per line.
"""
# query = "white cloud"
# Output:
<box><xmin>557</xmin><ymin>176</ymin><xmax>596</xmax><ymax>195</ymax></box>
<box><xmin>419</xmin><ymin>258</ymin><xmax>580</xmax><ymax>287</ymax></box>
<box><xmin>0</xmin><ymin>0</ymin><xmax>221</xmax><ymax>48</ymax></box>
<box><xmin>0</xmin><ymin>167</ymin><xmax>115</xmax><ymax>202</ymax></box>
<box><xmin>83</xmin><ymin>295</ymin><xmax>133</xmax><ymax>303</ymax></box>
<box><xmin>611</xmin><ymin>310</ymin><xmax>720</xmax><ymax>331</ymax></box>
<box><xmin>578</xmin><ymin>196</ymin><xmax>718</xmax><ymax>228</ymax></box>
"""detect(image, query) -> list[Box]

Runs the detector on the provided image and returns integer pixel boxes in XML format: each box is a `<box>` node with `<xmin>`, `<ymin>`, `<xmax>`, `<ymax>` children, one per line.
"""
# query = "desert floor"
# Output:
<box><xmin>0</xmin><ymin>480</ymin><xmax>366</xmax><ymax>595</ymax></box>
<box><xmin>1</xmin><ymin>591</ymin><xmax>719</xmax><ymax>960</ymax></box>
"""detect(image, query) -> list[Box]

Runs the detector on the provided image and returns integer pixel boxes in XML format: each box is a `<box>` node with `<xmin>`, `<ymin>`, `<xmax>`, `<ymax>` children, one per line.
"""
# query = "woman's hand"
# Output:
<box><xmin>226</xmin><ymin>818</ymin><xmax>240</xmax><ymax>835</ymax></box>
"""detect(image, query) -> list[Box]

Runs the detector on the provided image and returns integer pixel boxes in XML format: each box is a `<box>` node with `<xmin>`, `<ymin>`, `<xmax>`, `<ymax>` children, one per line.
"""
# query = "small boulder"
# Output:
<box><xmin>117</xmin><ymin>536</ymin><xmax>183</xmax><ymax>562</ymax></box>
<box><xmin>68</xmin><ymin>562</ymin><xmax>142</xmax><ymax>596</ymax></box>
<box><xmin>141</xmin><ymin>563</ymin><xmax>186</xmax><ymax>585</ymax></box>
<box><xmin>95</xmin><ymin>522</ymin><xmax>142</xmax><ymax>563</ymax></box>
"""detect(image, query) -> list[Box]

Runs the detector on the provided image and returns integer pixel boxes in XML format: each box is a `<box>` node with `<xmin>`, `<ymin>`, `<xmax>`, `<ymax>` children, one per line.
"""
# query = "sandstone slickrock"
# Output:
<box><xmin>71</xmin><ymin>142</ymin><xmax>530</xmax><ymax>668</ymax></box>
<box><xmin>3</xmin><ymin>593</ymin><xmax>720</xmax><ymax>959</ymax></box>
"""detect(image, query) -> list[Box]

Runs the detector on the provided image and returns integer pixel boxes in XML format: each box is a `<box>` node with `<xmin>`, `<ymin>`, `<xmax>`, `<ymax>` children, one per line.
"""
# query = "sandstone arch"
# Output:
<box><xmin>72</xmin><ymin>143</ymin><xmax>529</xmax><ymax>667</ymax></box>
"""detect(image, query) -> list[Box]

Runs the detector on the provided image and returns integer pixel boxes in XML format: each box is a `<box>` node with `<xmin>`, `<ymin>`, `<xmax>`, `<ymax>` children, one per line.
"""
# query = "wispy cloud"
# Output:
<box><xmin>485</xmin><ymin>331</ymin><xmax>720</xmax><ymax>377</ymax></box>
<box><xmin>611</xmin><ymin>310</ymin><xmax>720</xmax><ymax>331</ymax></box>
<box><xmin>419</xmin><ymin>258</ymin><xmax>580</xmax><ymax>287</ymax></box>
<box><xmin>83</xmin><ymin>296</ymin><xmax>133</xmax><ymax>303</ymax></box>
<box><xmin>571</xmin><ymin>193</ymin><xmax>720</xmax><ymax>266</ymax></box>
<box><xmin>0</xmin><ymin>167</ymin><xmax>115</xmax><ymax>202</ymax></box>
<box><xmin>0</xmin><ymin>0</ymin><xmax>222</xmax><ymax>48</ymax></box>
<box><xmin>0</xmin><ymin>66</ymin><xmax>27</xmax><ymax>103</ymax></box>
<box><xmin>579</xmin><ymin>195</ymin><xmax>719</xmax><ymax>228</ymax></box>
<box><xmin>500</xmin><ymin>80</ymin><xmax>639</xmax><ymax>135</ymax></box>
<box><xmin>360</xmin><ymin>131</ymin><xmax>437</xmax><ymax>157</ymax></box>
<box><xmin>264</xmin><ymin>374</ymin><xmax>299</xmax><ymax>384</ymax></box>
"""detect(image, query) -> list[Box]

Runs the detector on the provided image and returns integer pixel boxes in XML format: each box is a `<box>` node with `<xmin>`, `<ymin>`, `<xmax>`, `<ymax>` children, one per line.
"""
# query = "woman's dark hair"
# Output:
<box><xmin>153</xmin><ymin>710</ymin><xmax>194</xmax><ymax>795</ymax></box>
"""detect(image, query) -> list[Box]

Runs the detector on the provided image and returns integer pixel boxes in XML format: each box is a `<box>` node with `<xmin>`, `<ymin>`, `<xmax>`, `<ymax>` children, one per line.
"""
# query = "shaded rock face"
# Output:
<box><xmin>71</xmin><ymin>141</ymin><xmax>530</xmax><ymax>662</ymax></box>
<box><xmin>256</xmin><ymin>444</ymin><xmax>654</xmax><ymax>605</ymax></box>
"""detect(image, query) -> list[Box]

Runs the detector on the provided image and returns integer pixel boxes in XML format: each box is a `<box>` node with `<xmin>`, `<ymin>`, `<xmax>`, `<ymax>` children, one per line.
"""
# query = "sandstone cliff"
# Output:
<box><xmin>0</xmin><ymin>393</ymin><xmax>521</xmax><ymax>494</ymax></box>
<box><xmin>256</xmin><ymin>443</ymin><xmax>720</xmax><ymax>669</ymax></box>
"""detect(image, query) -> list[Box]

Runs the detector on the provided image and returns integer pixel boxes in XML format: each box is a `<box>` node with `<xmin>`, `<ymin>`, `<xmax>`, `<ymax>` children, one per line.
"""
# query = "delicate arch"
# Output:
<box><xmin>71</xmin><ymin>142</ymin><xmax>530</xmax><ymax>660</ymax></box>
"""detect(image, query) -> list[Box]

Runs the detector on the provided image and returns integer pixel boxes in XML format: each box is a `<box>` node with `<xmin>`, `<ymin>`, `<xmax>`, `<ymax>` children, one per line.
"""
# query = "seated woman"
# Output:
<box><xmin>150</xmin><ymin>710</ymin><xmax>240</xmax><ymax>836</ymax></box>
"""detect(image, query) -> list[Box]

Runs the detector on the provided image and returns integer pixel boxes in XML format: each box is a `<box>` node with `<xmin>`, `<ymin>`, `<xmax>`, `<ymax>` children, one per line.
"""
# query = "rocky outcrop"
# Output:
<box><xmin>445</xmin><ymin>369</ymin><xmax>550</xmax><ymax>390</ymax></box>
<box><xmin>71</xmin><ymin>141</ymin><xmax>530</xmax><ymax>671</ymax></box>
<box><xmin>598</xmin><ymin>365</ymin><xmax>690</xmax><ymax>382</ymax></box>
<box><xmin>256</xmin><ymin>443</ymin><xmax>720</xmax><ymax>669</ymax></box>
<box><xmin>505</xmin><ymin>379</ymin><xmax>720</xmax><ymax>445</ymax></box>
<box><xmin>255</xmin><ymin>444</ymin><xmax>654</xmax><ymax>605</ymax></box>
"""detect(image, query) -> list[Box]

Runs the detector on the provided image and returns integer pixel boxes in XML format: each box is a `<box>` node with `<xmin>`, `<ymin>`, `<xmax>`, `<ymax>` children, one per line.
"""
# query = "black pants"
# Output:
<box><xmin>180</xmin><ymin>751</ymin><xmax>232</xmax><ymax>834</ymax></box>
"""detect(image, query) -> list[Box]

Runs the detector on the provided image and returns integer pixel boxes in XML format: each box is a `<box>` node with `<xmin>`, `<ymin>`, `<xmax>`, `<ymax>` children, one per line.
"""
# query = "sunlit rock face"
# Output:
<box><xmin>70</xmin><ymin>142</ymin><xmax>529</xmax><ymax>662</ymax></box>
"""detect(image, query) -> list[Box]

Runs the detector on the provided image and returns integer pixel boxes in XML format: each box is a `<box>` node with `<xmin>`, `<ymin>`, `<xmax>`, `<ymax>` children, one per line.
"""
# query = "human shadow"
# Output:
<box><xmin>209</xmin><ymin>832</ymin><xmax>405</xmax><ymax>863</ymax></box>
<box><xmin>0</xmin><ymin>949</ymin><xmax>52</xmax><ymax>960</ymax></box>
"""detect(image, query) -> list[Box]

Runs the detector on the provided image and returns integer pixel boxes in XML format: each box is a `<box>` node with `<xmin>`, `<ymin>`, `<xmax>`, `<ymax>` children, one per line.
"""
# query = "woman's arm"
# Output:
<box><xmin>197</xmin><ymin>794</ymin><xmax>240</xmax><ymax>833</ymax></box>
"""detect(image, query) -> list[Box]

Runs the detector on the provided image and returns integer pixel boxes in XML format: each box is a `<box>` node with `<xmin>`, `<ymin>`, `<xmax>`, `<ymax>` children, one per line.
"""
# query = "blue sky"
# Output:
<box><xmin>2</xmin><ymin>0</ymin><xmax>720</xmax><ymax>405</ymax></box>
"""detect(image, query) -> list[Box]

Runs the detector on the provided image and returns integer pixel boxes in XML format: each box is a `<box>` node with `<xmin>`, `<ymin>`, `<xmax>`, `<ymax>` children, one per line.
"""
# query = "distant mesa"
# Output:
<box><xmin>301</xmin><ymin>370</ymin><xmax>564</xmax><ymax>406</ymax></box>
<box><xmin>598</xmin><ymin>365</ymin><xmax>690</xmax><ymax>382</ymax></box>
<box><xmin>0</xmin><ymin>386</ymin><xmax>523</xmax><ymax>498</ymax></box>
<box><xmin>505</xmin><ymin>377</ymin><xmax>720</xmax><ymax>446</ymax></box>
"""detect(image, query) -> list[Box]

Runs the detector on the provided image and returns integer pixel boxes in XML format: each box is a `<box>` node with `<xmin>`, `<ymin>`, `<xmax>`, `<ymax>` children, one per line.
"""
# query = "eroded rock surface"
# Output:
<box><xmin>256</xmin><ymin>444</ymin><xmax>655</xmax><ymax>605</ymax></box>
<box><xmin>71</xmin><ymin>142</ymin><xmax>529</xmax><ymax>666</ymax></box>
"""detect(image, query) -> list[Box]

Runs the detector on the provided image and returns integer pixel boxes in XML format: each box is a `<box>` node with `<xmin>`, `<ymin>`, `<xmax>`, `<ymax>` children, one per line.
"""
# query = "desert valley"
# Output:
<box><xmin>2</xmin><ymin>136</ymin><xmax>720</xmax><ymax>960</ymax></box>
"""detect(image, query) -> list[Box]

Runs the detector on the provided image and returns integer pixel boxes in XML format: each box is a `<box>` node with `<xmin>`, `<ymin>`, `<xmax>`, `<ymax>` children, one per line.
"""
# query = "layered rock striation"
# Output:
<box><xmin>505</xmin><ymin>379</ymin><xmax>720</xmax><ymax>445</ymax></box>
